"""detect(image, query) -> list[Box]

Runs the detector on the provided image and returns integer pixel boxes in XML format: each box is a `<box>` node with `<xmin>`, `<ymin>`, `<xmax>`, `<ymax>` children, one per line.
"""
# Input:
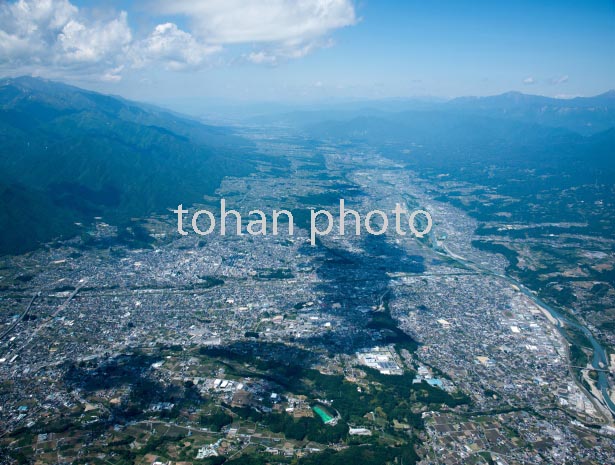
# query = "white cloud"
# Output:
<box><xmin>156</xmin><ymin>0</ymin><xmax>356</xmax><ymax>44</ymax></box>
<box><xmin>246</xmin><ymin>37</ymin><xmax>333</xmax><ymax>65</ymax></box>
<box><xmin>0</xmin><ymin>0</ymin><xmax>221</xmax><ymax>80</ymax></box>
<box><xmin>155</xmin><ymin>0</ymin><xmax>356</xmax><ymax>62</ymax></box>
<box><xmin>0</xmin><ymin>0</ymin><xmax>357</xmax><ymax>81</ymax></box>
<box><xmin>101</xmin><ymin>65</ymin><xmax>124</xmax><ymax>82</ymax></box>
<box><xmin>247</xmin><ymin>50</ymin><xmax>278</xmax><ymax>65</ymax></box>
<box><xmin>523</xmin><ymin>76</ymin><xmax>535</xmax><ymax>85</ymax></box>
<box><xmin>549</xmin><ymin>75</ymin><xmax>569</xmax><ymax>85</ymax></box>
<box><xmin>132</xmin><ymin>23</ymin><xmax>221</xmax><ymax>70</ymax></box>
<box><xmin>0</xmin><ymin>0</ymin><xmax>131</xmax><ymax>78</ymax></box>
<box><xmin>57</xmin><ymin>12</ymin><xmax>132</xmax><ymax>63</ymax></box>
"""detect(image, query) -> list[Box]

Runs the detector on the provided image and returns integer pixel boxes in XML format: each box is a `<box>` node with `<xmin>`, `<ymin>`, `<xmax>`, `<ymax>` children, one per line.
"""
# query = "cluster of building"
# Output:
<box><xmin>356</xmin><ymin>345</ymin><xmax>403</xmax><ymax>375</ymax></box>
<box><xmin>0</xmin><ymin>130</ymin><xmax>613</xmax><ymax>464</ymax></box>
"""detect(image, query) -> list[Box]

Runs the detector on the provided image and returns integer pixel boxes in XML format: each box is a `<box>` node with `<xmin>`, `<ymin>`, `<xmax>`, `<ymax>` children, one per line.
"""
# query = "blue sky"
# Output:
<box><xmin>1</xmin><ymin>0</ymin><xmax>613</xmax><ymax>105</ymax></box>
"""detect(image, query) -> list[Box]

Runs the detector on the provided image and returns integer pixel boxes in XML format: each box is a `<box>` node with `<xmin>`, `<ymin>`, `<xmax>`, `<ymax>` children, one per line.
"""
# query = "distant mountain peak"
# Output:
<box><xmin>500</xmin><ymin>90</ymin><xmax>525</xmax><ymax>97</ymax></box>
<box><xmin>449</xmin><ymin>90</ymin><xmax>547</xmax><ymax>106</ymax></box>
<box><xmin>596</xmin><ymin>89</ymin><xmax>615</xmax><ymax>99</ymax></box>
<box><xmin>1</xmin><ymin>75</ymin><xmax>69</xmax><ymax>90</ymax></box>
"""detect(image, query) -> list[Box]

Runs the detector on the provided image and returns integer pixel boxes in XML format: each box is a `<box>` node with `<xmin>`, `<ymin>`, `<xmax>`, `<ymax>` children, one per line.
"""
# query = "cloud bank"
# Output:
<box><xmin>0</xmin><ymin>0</ymin><xmax>356</xmax><ymax>81</ymax></box>
<box><xmin>155</xmin><ymin>0</ymin><xmax>355</xmax><ymax>63</ymax></box>
<box><xmin>0</xmin><ymin>0</ymin><xmax>133</xmax><ymax>79</ymax></box>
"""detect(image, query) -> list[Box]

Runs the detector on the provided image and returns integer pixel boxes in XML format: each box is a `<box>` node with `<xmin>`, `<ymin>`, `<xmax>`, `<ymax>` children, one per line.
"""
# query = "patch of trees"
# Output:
<box><xmin>298</xmin><ymin>444</ymin><xmax>418</xmax><ymax>465</ymax></box>
<box><xmin>200</xmin><ymin>409</ymin><xmax>233</xmax><ymax>431</ymax></box>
